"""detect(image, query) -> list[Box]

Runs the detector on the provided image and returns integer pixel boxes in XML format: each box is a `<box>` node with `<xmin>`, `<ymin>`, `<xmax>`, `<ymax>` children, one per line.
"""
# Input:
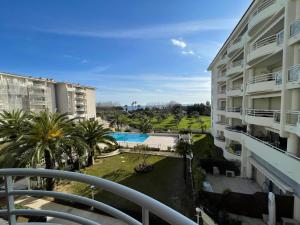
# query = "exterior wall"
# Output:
<box><xmin>0</xmin><ymin>72</ymin><xmax>96</xmax><ymax>120</ymax></box>
<box><xmin>209</xmin><ymin>0</ymin><xmax>300</xmax><ymax>220</ymax></box>
<box><xmin>86</xmin><ymin>88</ymin><xmax>96</xmax><ymax>119</ymax></box>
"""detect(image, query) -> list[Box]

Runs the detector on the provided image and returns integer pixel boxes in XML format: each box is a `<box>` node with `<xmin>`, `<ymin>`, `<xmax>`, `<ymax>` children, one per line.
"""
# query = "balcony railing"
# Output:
<box><xmin>227</xmin><ymin>107</ymin><xmax>242</xmax><ymax>113</ymax></box>
<box><xmin>227</xmin><ymin>84</ymin><xmax>242</xmax><ymax>91</ymax></box>
<box><xmin>252</xmin><ymin>30</ymin><xmax>284</xmax><ymax>51</ymax></box>
<box><xmin>216</xmin><ymin>121</ymin><xmax>226</xmax><ymax>125</ymax></box>
<box><xmin>228</xmin><ymin>59</ymin><xmax>244</xmax><ymax>69</ymax></box>
<box><xmin>251</xmin><ymin>0</ymin><xmax>275</xmax><ymax>17</ymax></box>
<box><xmin>290</xmin><ymin>18</ymin><xmax>300</xmax><ymax>37</ymax></box>
<box><xmin>225</xmin><ymin>125</ymin><xmax>247</xmax><ymax>133</ymax></box>
<box><xmin>217</xmin><ymin>89</ymin><xmax>226</xmax><ymax>94</ymax></box>
<box><xmin>248</xmin><ymin>71</ymin><xmax>282</xmax><ymax>85</ymax></box>
<box><xmin>286</xmin><ymin>111</ymin><xmax>300</xmax><ymax>126</ymax></box>
<box><xmin>0</xmin><ymin>168</ymin><xmax>197</xmax><ymax>225</ymax></box>
<box><xmin>246</xmin><ymin>109</ymin><xmax>280</xmax><ymax>119</ymax></box>
<box><xmin>226</xmin><ymin>144</ymin><xmax>242</xmax><ymax>156</ymax></box>
<box><xmin>288</xmin><ymin>65</ymin><xmax>300</xmax><ymax>82</ymax></box>
<box><xmin>217</xmin><ymin>106</ymin><xmax>226</xmax><ymax>111</ymax></box>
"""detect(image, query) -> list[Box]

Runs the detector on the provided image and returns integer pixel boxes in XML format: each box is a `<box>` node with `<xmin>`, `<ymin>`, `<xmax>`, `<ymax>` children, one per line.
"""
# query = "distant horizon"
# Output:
<box><xmin>0</xmin><ymin>0</ymin><xmax>251</xmax><ymax>104</ymax></box>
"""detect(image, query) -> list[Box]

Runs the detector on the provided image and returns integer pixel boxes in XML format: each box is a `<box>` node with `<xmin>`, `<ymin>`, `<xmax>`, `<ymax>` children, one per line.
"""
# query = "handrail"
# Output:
<box><xmin>215</xmin><ymin>136</ymin><xmax>225</xmax><ymax>142</ymax></box>
<box><xmin>251</xmin><ymin>30</ymin><xmax>283</xmax><ymax>51</ymax></box>
<box><xmin>0</xmin><ymin>168</ymin><xmax>197</xmax><ymax>225</ymax></box>
<box><xmin>217</xmin><ymin>106</ymin><xmax>226</xmax><ymax>111</ymax></box>
<box><xmin>286</xmin><ymin>111</ymin><xmax>300</xmax><ymax>126</ymax></box>
<box><xmin>247</xmin><ymin>71</ymin><xmax>282</xmax><ymax>84</ymax></box>
<box><xmin>245</xmin><ymin>109</ymin><xmax>280</xmax><ymax>118</ymax></box>
<box><xmin>229</xmin><ymin>59</ymin><xmax>244</xmax><ymax>68</ymax></box>
<box><xmin>227</xmin><ymin>107</ymin><xmax>242</xmax><ymax>113</ymax></box>
<box><xmin>251</xmin><ymin>0</ymin><xmax>275</xmax><ymax>17</ymax></box>
<box><xmin>227</xmin><ymin>84</ymin><xmax>242</xmax><ymax>91</ymax></box>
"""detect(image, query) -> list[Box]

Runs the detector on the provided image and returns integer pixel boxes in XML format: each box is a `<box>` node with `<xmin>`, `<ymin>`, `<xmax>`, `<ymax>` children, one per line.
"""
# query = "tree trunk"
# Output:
<box><xmin>44</xmin><ymin>150</ymin><xmax>55</xmax><ymax>191</ymax></box>
<box><xmin>87</xmin><ymin>150</ymin><xmax>95</xmax><ymax>166</ymax></box>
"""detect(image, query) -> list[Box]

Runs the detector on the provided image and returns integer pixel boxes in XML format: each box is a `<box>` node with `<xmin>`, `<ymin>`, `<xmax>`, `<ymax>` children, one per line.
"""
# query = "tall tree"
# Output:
<box><xmin>175</xmin><ymin>139</ymin><xmax>191</xmax><ymax>183</ymax></box>
<box><xmin>77</xmin><ymin>120</ymin><xmax>117</xmax><ymax>166</ymax></box>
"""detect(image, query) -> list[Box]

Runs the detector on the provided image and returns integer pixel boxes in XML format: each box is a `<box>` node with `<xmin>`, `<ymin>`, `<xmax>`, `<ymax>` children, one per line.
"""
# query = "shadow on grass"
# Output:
<box><xmin>92</xmin><ymin>157</ymin><xmax>193</xmax><ymax>224</ymax></box>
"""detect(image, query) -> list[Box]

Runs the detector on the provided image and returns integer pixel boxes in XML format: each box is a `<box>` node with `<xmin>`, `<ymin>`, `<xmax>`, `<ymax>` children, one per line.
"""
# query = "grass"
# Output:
<box><xmin>57</xmin><ymin>153</ymin><xmax>193</xmax><ymax>217</ymax></box>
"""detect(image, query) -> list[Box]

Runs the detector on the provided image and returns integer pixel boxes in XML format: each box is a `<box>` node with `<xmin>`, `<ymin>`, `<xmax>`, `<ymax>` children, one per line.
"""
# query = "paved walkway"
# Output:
<box><xmin>206</xmin><ymin>175</ymin><xmax>261</xmax><ymax>194</ymax></box>
<box><xmin>15</xmin><ymin>197</ymin><xmax>128</xmax><ymax>225</ymax></box>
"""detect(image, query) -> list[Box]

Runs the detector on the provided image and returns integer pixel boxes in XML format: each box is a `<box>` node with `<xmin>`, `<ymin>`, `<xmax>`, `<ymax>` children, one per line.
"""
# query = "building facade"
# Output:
<box><xmin>209</xmin><ymin>0</ymin><xmax>300</xmax><ymax>221</ymax></box>
<box><xmin>0</xmin><ymin>72</ymin><xmax>96</xmax><ymax>120</ymax></box>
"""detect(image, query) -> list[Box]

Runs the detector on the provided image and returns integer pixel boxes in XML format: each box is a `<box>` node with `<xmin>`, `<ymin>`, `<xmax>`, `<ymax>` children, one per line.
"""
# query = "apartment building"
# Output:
<box><xmin>209</xmin><ymin>0</ymin><xmax>300</xmax><ymax>220</ymax></box>
<box><xmin>0</xmin><ymin>72</ymin><xmax>96</xmax><ymax>119</ymax></box>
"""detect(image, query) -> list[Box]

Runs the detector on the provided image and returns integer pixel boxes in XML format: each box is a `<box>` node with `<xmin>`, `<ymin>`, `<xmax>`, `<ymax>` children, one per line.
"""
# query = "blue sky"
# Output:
<box><xmin>0</xmin><ymin>0</ymin><xmax>252</xmax><ymax>105</ymax></box>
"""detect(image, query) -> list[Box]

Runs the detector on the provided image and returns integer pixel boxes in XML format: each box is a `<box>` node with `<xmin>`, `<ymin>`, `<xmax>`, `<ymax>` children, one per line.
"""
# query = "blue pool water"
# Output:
<box><xmin>110</xmin><ymin>132</ymin><xmax>149</xmax><ymax>143</ymax></box>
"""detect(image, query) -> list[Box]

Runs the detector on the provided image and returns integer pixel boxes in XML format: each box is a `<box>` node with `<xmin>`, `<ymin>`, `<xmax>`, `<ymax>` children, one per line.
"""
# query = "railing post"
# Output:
<box><xmin>5</xmin><ymin>176</ymin><xmax>16</xmax><ymax>225</ymax></box>
<box><xmin>142</xmin><ymin>208</ymin><xmax>149</xmax><ymax>225</ymax></box>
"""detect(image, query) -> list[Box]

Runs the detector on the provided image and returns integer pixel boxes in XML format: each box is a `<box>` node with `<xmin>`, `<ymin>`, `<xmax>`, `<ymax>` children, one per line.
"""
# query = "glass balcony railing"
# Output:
<box><xmin>290</xmin><ymin>18</ymin><xmax>300</xmax><ymax>37</ymax></box>
<box><xmin>288</xmin><ymin>65</ymin><xmax>300</xmax><ymax>82</ymax></box>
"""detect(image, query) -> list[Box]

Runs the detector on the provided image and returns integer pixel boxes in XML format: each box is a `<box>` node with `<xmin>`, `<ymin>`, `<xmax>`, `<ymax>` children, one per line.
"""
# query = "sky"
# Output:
<box><xmin>0</xmin><ymin>0</ymin><xmax>252</xmax><ymax>105</ymax></box>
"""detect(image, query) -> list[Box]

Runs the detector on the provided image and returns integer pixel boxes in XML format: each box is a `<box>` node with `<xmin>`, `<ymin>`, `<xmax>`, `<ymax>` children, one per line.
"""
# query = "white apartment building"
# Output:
<box><xmin>0</xmin><ymin>72</ymin><xmax>96</xmax><ymax>119</ymax></box>
<box><xmin>209</xmin><ymin>0</ymin><xmax>300</xmax><ymax>220</ymax></box>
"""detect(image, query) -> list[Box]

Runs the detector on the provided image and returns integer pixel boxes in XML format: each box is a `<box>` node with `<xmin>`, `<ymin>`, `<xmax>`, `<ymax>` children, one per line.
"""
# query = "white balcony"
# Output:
<box><xmin>247</xmin><ymin>31</ymin><xmax>284</xmax><ymax>65</ymax></box>
<box><xmin>217</xmin><ymin>89</ymin><xmax>226</xmax><ymax>99</ymax></box>
<box><xmin>215</xmin><ymin>121</ymin><xmax>226</xmax><ymax>130</ymax></box>
<box><xmin>289</xmin><ymin>18</ymin><xmax>300</xmax><ymax>45</ymax></box>
<box><xmin>226</xmin><ymin>84</ymin><xmax>243</xmax><ymax>96</ymax></box>
<box><xmin>217</xmin><ymin>75</ymin><xmax>227</xmax><ymax>83</ymax></box>
<box><xmin>243</xmin><ymin>133</ymin><xmax>300</xmax><ymax>186</ymax></box>
<box><xmin>216</xmin><ymin>55</ymin><xmax>228</xmax><ymax>68</ymax></box>
<box><xmin>248</xmin><ymin>0</ymin><xmax>285</xmax><ymax>36</ymax></box>
<box><xmin>214</xmin><ymin>136</ymin><xmax>225</xmax><ymax>149</ymax></box>
<box><xmin>226</xmin><ymin>107</ymin><xmax>242</xmax><ymax>119</ymax></box>
<box><xmin>0</xmin><ymin>168</ymin><xmax>197</xmax><ymax>225</ymax></box>
<box><xmin>226</xmin><ymin>60</ymin><xmax>244</xmax><ymax>76</ymax></box>
<box><xmin>217</xmin><ymin>106</ymin><xmax>226</xmax><ymax>116</ymax></box>
<box><xmin>246</xmin><ymin>71</ymin><xmax>282</xmax><ymax>93</ymax></box>
<box><xmin>285</xmin><ymin>111</ymin><xmax>300</xmax><ymax>137</ymax></box>
<box><xmin>245</xmin><ymin>109</ymin><xmax>280</xmax><ymax>128</ymax></box>
<box><xmin>227</xmin><ymin>35</ymin><xmax>246</xmax><ymax>58</ymax></box>
<box><xmin>287</xmin><ymin>65</ymin><xmax>300</xmax><ymax>89</ymax></box>
<box><xmin>224</xmin><ymin>144</ymin><xmax>242</xmax><ymax>161</ymax></box>
<box><xmin>224</xmin><ymin>126</ymin><xmax>243</xmax><ymax>143</ymax></box>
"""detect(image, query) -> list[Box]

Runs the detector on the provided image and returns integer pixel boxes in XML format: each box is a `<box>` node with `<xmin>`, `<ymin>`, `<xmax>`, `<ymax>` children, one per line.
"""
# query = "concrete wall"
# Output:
<box><xmin>55</xmin><ymin>83</ymin><xmax>69</xmax><ymax>114</ymax></box>
<box><xmin>86</xmin><ymin>88</ymin><xmax>96</xmax><ymax>119</ymax></box>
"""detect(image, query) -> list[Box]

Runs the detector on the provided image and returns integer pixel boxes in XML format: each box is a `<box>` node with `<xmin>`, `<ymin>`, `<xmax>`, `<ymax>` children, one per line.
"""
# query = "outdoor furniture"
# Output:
<box><xmin>225</xmin><ymin>170</ymin><xmax>235</xmax><ymax>177</ymax></box>
<box><xmin>213</xmin><ymin>166</ymin><xmax>220</xmax><ymax>175</ymax></box>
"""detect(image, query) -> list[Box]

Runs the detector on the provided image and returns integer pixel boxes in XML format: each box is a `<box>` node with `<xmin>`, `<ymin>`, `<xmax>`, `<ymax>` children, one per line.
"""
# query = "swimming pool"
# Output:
<box><xmin>110</xmin><ymin>132</ymin><xmax>149</xmax><ymax>143</ymax></box>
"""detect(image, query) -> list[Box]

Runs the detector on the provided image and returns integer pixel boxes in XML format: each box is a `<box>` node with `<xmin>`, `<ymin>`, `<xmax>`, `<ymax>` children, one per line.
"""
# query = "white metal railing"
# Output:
<box><xmin>217</xmin><ymin>89</ymin><xmax>226</xmax><ymax>94</ymax></box>
<box><xmin>248</xmin><ymin>71</ymin><xmax>282</xmax><ymax>85</ymax></box>
<box><xmin>286</xmin><ymin>111</ymin><xmax>300</xmax><ymax>126</ymax></box>
<box><xmin>0</xmin><ymin>168</ymin><xmax>197</xmax><ymax>225</ymax></box>
<box><xmin>252</xmin><ymin>30</ymin><xmax>283</xmax><ymax>50</ymax></box>
<box><xmin>215</xmin><ymin>136</ymin><xmax>225</xmax><ymax>142</ymax></box>
<box><xmin>226</xmin><ymin>145</ymin><xmax>242</xmax><ymax>156</ymax></box>
<box><xmin>216</xmin><ymin>121</ymin><xmax>226</xmax><ymax>125</ymax></box>
<box><xmin>290</xmin><ymin>18</ymin><xmax>300</xmax><ymax>37</ymax></box>
<box><xmin>288</xmin><ymin>64</ymin><xmax>300</xmax><ymax>82</ymax></box>
<box><xmin>251</xmin><ymin>0</ymin><xmax>275</xmax><ymax>17</ymax></box>
<box><xmin>227</xmin><ymin>107</ymin><xmax>242</xmax><ymax>113</ymax></box>
<box><xmin>217</xmin><ymin>106</ymin><xmax>226</xmax><ymax>111</ymax></box>
<box><xmin>245</xmin><ymin>109</ymin><xmax>280</xmax><ymax>120</ymax></box>
<box><xmin>227</xmin><ymin>84</ymin><xmax>242</xmax><ymax>91</ymax></box>
<box><xmin>229</xmin><ymin>59</ymin><xmax>244</xmax><ymax>69</ymax></box>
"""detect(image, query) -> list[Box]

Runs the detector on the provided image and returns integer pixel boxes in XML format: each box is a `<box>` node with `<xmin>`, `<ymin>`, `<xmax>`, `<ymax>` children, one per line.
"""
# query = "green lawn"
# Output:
<box><xmin>58</xmin><ymin>153</ymin><xmax>193</xmax><ymax>218</ymax></box>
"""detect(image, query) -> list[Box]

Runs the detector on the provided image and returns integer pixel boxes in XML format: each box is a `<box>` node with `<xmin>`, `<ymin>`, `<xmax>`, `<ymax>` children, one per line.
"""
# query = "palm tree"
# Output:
<box><xmin>175</xmin><ymin>138</ymin><xmax>191</xmax><ymax>183</ymax></box>
<box><xmin>198</xmin><ymin>117</ymin><xmax>207</xmax><ymax>133</ymax></box>
<box><xmin>0</xmin><ymin>110</ymin><xmax>31</xmax><ymax>144</ymax></box>
<box><xmin>2</xmin><ymin>111</ymin><xmax>81</xmax><ymax>190</ymax></box>
<box><xmin>77</xmin><ymin>120</ymin><xmax>117</xmax><ymax>166</ymax></box>
<box><xmin>109</xmin><ymin>113</ymin><xmax>125</xmax><ymax>131</ymax></box>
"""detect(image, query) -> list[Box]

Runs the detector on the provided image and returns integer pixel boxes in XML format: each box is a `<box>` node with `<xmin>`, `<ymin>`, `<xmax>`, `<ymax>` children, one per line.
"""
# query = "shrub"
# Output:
<box><xmin>133</xmin><ymin>145</ymin><xmax>160</xmax><ymax>151</ymax></box>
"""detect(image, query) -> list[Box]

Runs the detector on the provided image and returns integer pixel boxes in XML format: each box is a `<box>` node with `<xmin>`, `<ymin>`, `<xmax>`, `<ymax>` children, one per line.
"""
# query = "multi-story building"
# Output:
<box><xmin>0</xmin><ymin>72</ymin><xmax>96</xmax><ymax>120</ymax></box>
<box><xmin>209</xmin><ymin>0</ymin><xmax>300</xmax><ymax>220</ymax></box>
<box><xmin>55</xmin><ymin>82</ymin><xmax>96</xmax><ymax>119</ymax></box>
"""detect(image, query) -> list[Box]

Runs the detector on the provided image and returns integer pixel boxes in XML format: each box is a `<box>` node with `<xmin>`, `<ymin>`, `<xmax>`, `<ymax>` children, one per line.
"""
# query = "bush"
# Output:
<box><xmin>133</xmin><ymin>145</ymin><xmax>160</xmax><ymax>151</ymax></box>
<box><xmin>134</xmin><ymin>164</ymin><xmax>154</xmax><ymax>173</ymax></box>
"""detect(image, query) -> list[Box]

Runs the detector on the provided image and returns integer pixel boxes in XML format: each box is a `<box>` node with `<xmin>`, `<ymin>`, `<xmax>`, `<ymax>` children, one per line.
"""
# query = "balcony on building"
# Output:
<box><xmin>216</xmin><ymin>53</ymin><xmax>228</xmax><ymax>68</ymax></box>
<box><xmin>225</xmin><ymin>141</ymin><xmax>242</xmax><ymax>161</ymax></box>
<box><xmin>245</xmin><ymin>108</ymin><xmax>280</xmax><ymax>129</ymax></box>
<box><xmin>227</xmin><ymin>106</ymin><xmax>242</xmax><ymax>119</ymax></box>
<box><xmin>215</xmin><ymin>115</ymin><xmax>226</xmax><ymax>130</ymax></box>
<box><xmin>285</xmin><ymin>111</ymin><xmax>300</xmax><ymax>137</ymax></box>
<box><xmin>224</xmin><ymin>125</ymin><xmax>246</xmax><ymax>143</ymax></box>
<box><xmin>227</xmin><ymin>83</ymin><xmax>243</xmax><ymax>97</ymax></box>
<box><xmin>227</xmin><ymin>58</ymin><xmax>244</xmax><ymax>77</ymax></box>
<box><xmin>217</xmin><ymin>84</ymin><xmax>226</xmax><ymax>99</ymax></box>
<box><xmin>217</xmin><ymin>68</ymin><xmax>227</xmax><ymax>83</ymax></box>
<box><xmin>287</xmin><ymin>65</ymin><xmax>300</xmax><ymax>89</ymax></box>
<box><xmin>227</xmin><ymin>31</ymin><xmax>247</xmax><ymax>58</ymax></box>
<box><xmin>246</xmin><ymin>71</ymin><xmax>282</xmax><ymax>93</ymax></box>
<box><xmin>248</xmin><ymin>0</ymin><xmax>285</xmax><ymax>36</ymax></box>
<box><xmin>248</xmin><ymin>29</ymin><xmax>284</xmax><ymax>66</ymax></box>
<box><xmin>289</xmin><ymin>18</ymin><xmax>300</xmax><ymax>45</ymax></box>
<box><xmin>215</xmin><ymin>133</ymin><xmax>226</xmax><ymax>149</ymax></box>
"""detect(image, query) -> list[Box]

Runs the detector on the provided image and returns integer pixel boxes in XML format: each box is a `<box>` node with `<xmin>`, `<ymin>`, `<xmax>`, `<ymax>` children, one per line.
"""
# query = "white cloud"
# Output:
<box><xmin>171</xmin><ymin>39</ymin><xmax>187</xmax><ymax>49</ymax></box>
<box><xmin>33</xmin><ymin>18</ymin><xmax>238</xmax><ymax>39</ymax></box>
<box><xmin>181</xmin><ymin>50</ymin><xmax>195</xmax><ymax>55</ymax></box>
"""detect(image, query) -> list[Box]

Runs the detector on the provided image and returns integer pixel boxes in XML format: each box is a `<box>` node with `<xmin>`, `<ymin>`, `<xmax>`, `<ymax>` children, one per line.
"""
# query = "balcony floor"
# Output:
<box><xmin>15</xmin><ymin>196</ymin><xmax>127</xmax><ymax>225</ymax></box>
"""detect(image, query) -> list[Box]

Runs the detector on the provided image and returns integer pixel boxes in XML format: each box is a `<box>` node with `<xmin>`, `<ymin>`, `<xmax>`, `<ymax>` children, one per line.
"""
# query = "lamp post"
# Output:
<box><xmin>195</xmin><ymin>207</ymin><xmax>202</xmax><ymax>225</ymax></box>
<box><xmin>90</xmin><ymin>185</ymin><xmax>95</xmax><ymax>210</ymax></box>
